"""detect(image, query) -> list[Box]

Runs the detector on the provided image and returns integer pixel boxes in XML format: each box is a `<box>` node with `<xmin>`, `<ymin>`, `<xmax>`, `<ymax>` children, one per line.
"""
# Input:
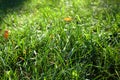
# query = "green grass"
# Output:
<box><xmin>0</xmin><ymin>0</ymin><xmax>120</xmax><ymax>80</ymax></box>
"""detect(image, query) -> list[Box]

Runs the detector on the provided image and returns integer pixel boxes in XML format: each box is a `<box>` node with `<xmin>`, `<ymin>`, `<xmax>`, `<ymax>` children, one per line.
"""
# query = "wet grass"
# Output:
<box><xmin>0</xmin><ymin>0</ymin><xmax>120</xmax><ymax>80</ymax></box>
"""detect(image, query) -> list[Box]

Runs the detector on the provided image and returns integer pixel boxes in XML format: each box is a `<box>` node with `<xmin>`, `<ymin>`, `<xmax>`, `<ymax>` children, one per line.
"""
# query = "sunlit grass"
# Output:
<box><xmin>0</xmin><ymin>0</ymin><xmax>120</xmax><ymax>80</ymax></box>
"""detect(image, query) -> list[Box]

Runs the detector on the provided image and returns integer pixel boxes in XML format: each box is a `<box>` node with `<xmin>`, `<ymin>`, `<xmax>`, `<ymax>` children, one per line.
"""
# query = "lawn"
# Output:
<box><xmin>0</xmin><ymin>0</ymin><xmax>120</xmax><ymax>80</ymax></box>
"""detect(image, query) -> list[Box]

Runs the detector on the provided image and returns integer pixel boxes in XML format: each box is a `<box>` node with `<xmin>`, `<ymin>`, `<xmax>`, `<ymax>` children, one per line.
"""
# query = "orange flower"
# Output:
<box><xmin>4</xmin><ymin>30</ymin><xmax>9</xmax><ymax>39</ymax></box>
<box><xmin>64</xmin><ymin>17</ymin><xmax>72</xmax><ymax>22</ymax></box>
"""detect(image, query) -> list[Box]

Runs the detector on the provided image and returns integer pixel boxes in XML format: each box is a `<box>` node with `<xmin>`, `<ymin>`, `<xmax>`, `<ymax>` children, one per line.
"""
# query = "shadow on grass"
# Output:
<box><xmin>0</xmin><ymin>0</ymin><xmax>29</xmax><ymax>25</ymax></box>
<box><xmin>0</xmin><ymin>0</ymin><xmax>28</xmax><ymax>10</ymax></box>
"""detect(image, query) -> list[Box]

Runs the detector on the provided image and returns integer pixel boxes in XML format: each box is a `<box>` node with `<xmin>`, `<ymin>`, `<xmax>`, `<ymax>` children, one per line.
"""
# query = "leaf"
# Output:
<box><xmin>64</xmin><ymin>17</ymin><xmax>72</xmax><ymax>22</ymax></box>
<box><xmin>4</xmin><ymin>30</ymin><xmax>9</xmax><ymax>39</ymax></box>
